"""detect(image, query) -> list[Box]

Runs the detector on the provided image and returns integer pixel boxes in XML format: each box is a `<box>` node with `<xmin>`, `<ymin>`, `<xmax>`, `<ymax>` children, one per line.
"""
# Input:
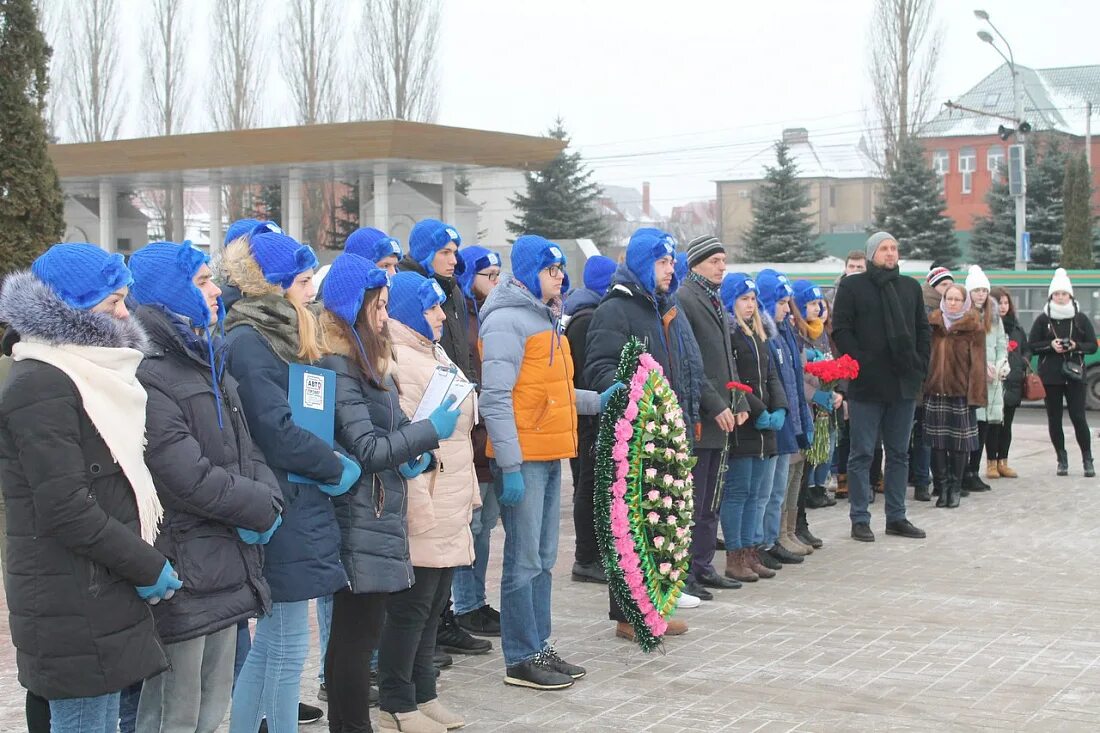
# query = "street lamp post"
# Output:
<box><xmin>975</xmin><ymin>10</ymin><xmax>1027</xmax><ymax>271</ymax></box>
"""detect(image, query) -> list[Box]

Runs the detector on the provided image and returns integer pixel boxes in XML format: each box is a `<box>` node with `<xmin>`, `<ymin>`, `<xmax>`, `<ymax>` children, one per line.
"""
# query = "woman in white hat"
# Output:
<box><xmin>963</xmin><ymin>265</ymin><xmax>1007</xmax><ymax>492</ymax></box>
<box><xmin>1028</xmin><ymin>268</ymin><xmax>1096</xmax><ymax>477</ymax></box>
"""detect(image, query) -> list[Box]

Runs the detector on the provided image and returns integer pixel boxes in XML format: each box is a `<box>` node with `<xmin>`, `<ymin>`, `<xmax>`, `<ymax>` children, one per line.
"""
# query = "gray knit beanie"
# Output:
<box><xmin>865</xmin><ymin>231</ymin><xmax>896</xmax><ymax>261</ymax></box>
<box><xmin>685</xmin><ymin>235</ymin><xmax>726</xmax><ymax>268</ymax></box>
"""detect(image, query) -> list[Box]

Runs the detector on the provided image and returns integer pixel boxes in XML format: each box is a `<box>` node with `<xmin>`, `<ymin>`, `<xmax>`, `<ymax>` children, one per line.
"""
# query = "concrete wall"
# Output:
<box><xmin>365</xmin><ymin>180</ymin><xmax>479</xmax><ymax>253</ymax></box>
<box><xmin>62</xmin><ymin>197</ymin><xmax>149</xmax><ymax>253</ymax></box>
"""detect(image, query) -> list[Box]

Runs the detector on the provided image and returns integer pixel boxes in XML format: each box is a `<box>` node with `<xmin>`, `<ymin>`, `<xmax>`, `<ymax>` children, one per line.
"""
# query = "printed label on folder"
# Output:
<box><xmin>303</xmin><ymin>372</ymin><xmax>325</xmax><ymax>410</ymax></box>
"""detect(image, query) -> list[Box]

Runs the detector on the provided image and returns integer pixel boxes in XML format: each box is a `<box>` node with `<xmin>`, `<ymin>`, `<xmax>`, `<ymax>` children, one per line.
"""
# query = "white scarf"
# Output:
<box><xmin>13</xmin><ymin>339</ymin><xmax>163</xmax><ymax>544</ymax></box>
<box><xmin>1045</xmin><ymin>301</ymin><xmax>1077</xmax><ymax>320</ymax></box>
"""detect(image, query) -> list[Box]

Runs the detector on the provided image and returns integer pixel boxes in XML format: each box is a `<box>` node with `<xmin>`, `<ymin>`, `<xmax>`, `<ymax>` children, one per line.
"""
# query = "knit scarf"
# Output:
<box><xmin>803</xmin><ymin>318</ymin><xmax>824</xmax><ymax>340</ymax></box>
<box><xmin>13</xmin><ymin>340</ymin><xmax>164</xmax><ymax>544</ymax></box>
<box><xmin>868</xmin><ymin>264</ymin><xmax>920</xmax><ymax>376</ymax></box>
<box><xmin>224</xmin><ymin>294</ymin><xmax>302</xmax><ymax>364</ymax></box>
<box><xmin>1045</xmin><ymin>300</ymin><xmax>1077</xmax><ymax>320</ymax></box>
<box><xmin>687</xmin><ymin>272</ymin><xmax>724</xmax><ymax>320</ymax></box>
<box><xmin>940</xmin><ymin>293</ymin><xmax>972</xmax><ymax>331</ymax></box>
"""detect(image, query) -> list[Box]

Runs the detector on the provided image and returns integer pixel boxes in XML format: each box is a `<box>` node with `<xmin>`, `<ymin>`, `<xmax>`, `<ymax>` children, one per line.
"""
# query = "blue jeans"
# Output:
<box><xmin>452</xmin><ymin>481</ymin><xmax>500</xmax><ymax>616</ymax></box>
<box><xmin>494</xmin><ymin>460</ymin><xmax>560</xmax><ymax>667</ymax></box>
<box><xmin>848</xmin><ymin>399</ymin><xmax>916</xmax><ymax>525</ymax></box>
<box><xmin>49</xmin><ymin>693</ymin><xmax>120</xmax><ymax>733</ymax></box>
<box><xmin>229</xmin><ymin>601</ymin><xmax>310</xmax><ymax>733</ymax></box>
<box><xmin>118</xmin><ymin>682</ymin><xmax>141</xmax><ymax>733</ymax></box>
<box><xmin>316</xmin><ymin>594</ymin><xmax>332</xmax><ymax>685</ymax></box>
<box><xmin>761</xmin><ymin>456</ymin><xmax>790</xmax><ymax>546</ymax></box>
<box><xmin>719</xmin><ymin>455</ymin><xmax>766</xmax><ymax>550</ymax></box>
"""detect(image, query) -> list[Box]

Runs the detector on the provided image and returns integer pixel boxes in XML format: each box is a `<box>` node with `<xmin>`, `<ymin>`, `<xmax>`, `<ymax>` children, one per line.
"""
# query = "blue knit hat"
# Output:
<box><xmin>582</xmin><ymin>255</ymin><xmax>616</xmax><ymax>297</ymax></box>
<box><xmin>626</xmin><ymin>228</ymin><xmax>679</xmax><ymax>296</ymax></box>
<box><xmin>345</xmin><ymin>227</ymin><xmax>402</xmax><ymax>263</ymax></box>
<box><xmin>510</xmin><ymin>235</ymin><xmax>570</xmax><ymax>300</ymax></box>
<box><xmin>720</xmin><ymin>272</ymin><xmax>758</xmax><ymax>314</ymax></box>
<box><xmin>388</xmin><ymin>271</ymin><xmax>447</xmax><ymax>342</ymax></box>
<box><xmin>225</xmin><ymin>218</ymin><xmax>282</xmax><ymax>246</ymax></box>
<box><xmin>249</xmin><ymin>232</ymin><xmax>320</xmax><ymax>289</ymax></box>
<box><xmin>409</xmin><ymin>219</ymin><xmax>464</xmax><ymax>276</ymax></box>
<box><xmin>130</xmin><ymin>241</ymin><xmax>223</xmax><ymax>327</ymax></box>
<box><xmin>755</xmin><ymin>268</ymin><xmax>794</xmax><ymax>318</ymax></box>
<box><xmin>321</xmin><ymin>253</ymin><xmax>391</xmax><ymax>327</ymax></box>
<box><xmin>674</xmin><ymin>252</ymin><xmax>689</xmax><ymax>282</ymax></box>
<box><xmin>456</xmin><ymin>246</ymin><xmax>502</xmax><ymax>300</ymax></box>
<box><xmin>31</xmin><ymin>243</ymin><xmax>133</xmax><ymax>310</ymax></box>
<box><xmin>792</xmin><ymin>279</ymin><xmax>826</xmax><ymax>319</ymax></box>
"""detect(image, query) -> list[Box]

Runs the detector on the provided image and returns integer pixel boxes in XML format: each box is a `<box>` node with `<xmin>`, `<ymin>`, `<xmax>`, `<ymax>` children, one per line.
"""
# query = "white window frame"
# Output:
<box><xmin>933</xmin><ymin>150</ymin><xmax>949</xmax><ymax>194</ymax></box>
<box><xmin>987</xmin><ymin>145</ymin><xmax>1005</xmax><ymax>173</ymax></box>
<box><xmin>958</xmin><ymin>148</ymin><xmax>977</xmax><ymax>194</ymax></box>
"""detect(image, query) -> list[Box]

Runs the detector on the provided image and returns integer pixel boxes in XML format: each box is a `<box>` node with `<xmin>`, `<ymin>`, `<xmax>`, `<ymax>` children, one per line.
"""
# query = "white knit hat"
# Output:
<box><xmin>1048</xmin><ymin>267</ymin><xmax>1074</xmax><ymax>297</ymax></box>
<box><xmin>965</xmin><ymin>264</ymin><xmax>991</xmax><ymax>292</ymax></box>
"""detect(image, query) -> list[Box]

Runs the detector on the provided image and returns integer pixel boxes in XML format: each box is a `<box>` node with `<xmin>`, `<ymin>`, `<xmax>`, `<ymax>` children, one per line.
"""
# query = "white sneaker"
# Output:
<box><xmin>825</xmin><ymin>473</ymin><xmax>838</xmax><ymax>490</ymax></box>
<box><xmin>677</xmin><ymin>591</ymin><xmax>701</xmax><ymax>609</ymax></box>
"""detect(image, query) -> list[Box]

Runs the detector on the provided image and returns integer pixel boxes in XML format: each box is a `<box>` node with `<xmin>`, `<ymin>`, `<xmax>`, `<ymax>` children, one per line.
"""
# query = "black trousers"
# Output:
<box><xmin>326</xmin><ymin>589</ymin><xmax>388</xmax><ymax>733</ymax></box>
<box><xmin>1044</xmin><ymin>382</ymin><xmax>1093</xmax><ymax>457</ymax></box>
<box><xmin>571</xmin><ymin>416</ymin><xmax>599</xmax><ymax>565</ymax></box>
<box><xmin>379</xmin><ymin>566</ymin><xmax>454</xmax><ymax>714</ymax></box>
<box><xmin>969</xmin><ymin>421</ymin><xmax>991</xmax><ymax>472</ymax></box>
<box><xmin>985</xmin><ymin>406</ymin><xmax>1018</xmax><ymax>461</ymax></box>
<box><xmin>26</xmin><ymin>691</ymin><xmax>49</xmax><ymax>733</ymax></box>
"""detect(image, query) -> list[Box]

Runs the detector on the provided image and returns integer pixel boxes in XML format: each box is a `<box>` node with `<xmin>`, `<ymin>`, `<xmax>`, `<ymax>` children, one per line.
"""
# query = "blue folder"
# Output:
<box><xmin>287</xmin><ymin>363</ymin><xmax>337</xmax><ymax>484</ymax></box>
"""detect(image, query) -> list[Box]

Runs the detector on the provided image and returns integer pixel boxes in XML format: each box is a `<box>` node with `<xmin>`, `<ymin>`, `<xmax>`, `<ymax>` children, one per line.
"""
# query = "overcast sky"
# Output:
<box><xmin>75</xmin><ymin>0</ymin><xmax>1100</xmax><ymax>211</ymax></box>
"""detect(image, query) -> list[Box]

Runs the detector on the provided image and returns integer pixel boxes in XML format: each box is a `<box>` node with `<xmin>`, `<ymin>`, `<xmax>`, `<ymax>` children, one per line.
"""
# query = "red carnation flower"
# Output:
<box><xmin>726</xmin><ymin>381</ymin><xmax>753</xmax><ymax>393</ymax></box>
<box><xmin>1008</xmin><ymin>340</ymin><xmax>1019</xmax><ymax>352</ymax></box>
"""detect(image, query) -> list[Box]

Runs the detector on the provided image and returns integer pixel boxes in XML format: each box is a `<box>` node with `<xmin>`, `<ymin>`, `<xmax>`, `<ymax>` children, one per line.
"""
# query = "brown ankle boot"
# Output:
<box><xmin>725</xmin><ymin>549</ymin><xmax>758</xmax><ymax>582</ymax></box>
<box><xmin>745</xmin><ymin>548</ymin><xmax>776</xmax><ymax>578</ymax></box>
<box><xmin>835</xmin><ymin>473</ymin><xmax>848</xmax><ymax>498</ymax></box>
<box><xmin>997</xmin><ymin>459</ymin><xmax>1018</xmax><ymax>478</ymax></box>
<box><xmin>986</xmin><ymin>459</ymin><xmax>1001</xmax><ymax>479</ymax></box>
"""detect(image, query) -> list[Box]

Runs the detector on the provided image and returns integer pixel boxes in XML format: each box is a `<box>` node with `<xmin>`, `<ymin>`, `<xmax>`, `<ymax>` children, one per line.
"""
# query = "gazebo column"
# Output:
<box><xmin>170</xmin><ymin>182</ymin><xmax>185</xmax><ymax>242</ymax></box>
<box><xmin>98</xmin><ymin>178</ymin><xmax>116</xmax><ymax>252</ymax></box>
<box><xmin>372</xmin><ymin>163</ymin><xmax>389</xmax><ymax>229</ymax></box>
<box><xmin>209</xmin><ymin>175</ymin><xmax>224</xmax><ymax>256</ymax></box>
<box><xmin>358</xmin><ymin>172</ymin><xmax>371</xmax><ymax>230</ymax></box>
<box><xmin>441</xmin><ymin>167</ymin><xmax>456</xmax><ymax>224</ymax></box>
<box><xmin>286</xmin><ymin>168</ymin><xmax>303</xmax><ymax>241</ymax></box>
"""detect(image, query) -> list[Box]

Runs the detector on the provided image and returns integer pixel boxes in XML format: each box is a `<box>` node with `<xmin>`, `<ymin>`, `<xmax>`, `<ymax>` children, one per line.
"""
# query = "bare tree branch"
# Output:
<box><xmin>282</xmin><ymin>0</ymin><xmax>344</xmax><ymax>124</ymax></box>
<box><xmin>866</xmin><ymin>0</ymin><xmax>944</xmax><ymax>171</ymax></box>
<box><xmin>357</xmin><ymin>0</ymin><xmax>440</xmax><ymax>121</ymax></box>
<box><xmin>66</xmin><ymin>0</ymin><xmax>125</xmax><ymax>142</ymax></box>
<box><xmin>209</xmin><ymin>0</ymin><xmax>265</xmax><ymax>131</ymax></box>
<box><xmin>143</xmin><ymin>0</ymin><xmax>190</xmax><ymax>136</ymax></box>
<box><xmin>34</xmin><ymin>0</ymin><xmax>64</xmax><ymax>141</ymax></box>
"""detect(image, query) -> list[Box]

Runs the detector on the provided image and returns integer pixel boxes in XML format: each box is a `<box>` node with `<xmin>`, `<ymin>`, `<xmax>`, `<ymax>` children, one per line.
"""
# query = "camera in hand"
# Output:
<box><xmin>1058</xmin><ymin>339</ymin><xmax>1073</xmax><ymax>349</ymax></box>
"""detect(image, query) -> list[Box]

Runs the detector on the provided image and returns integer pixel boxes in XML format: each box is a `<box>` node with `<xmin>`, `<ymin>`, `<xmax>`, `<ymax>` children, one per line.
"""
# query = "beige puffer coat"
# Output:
<box><xmin>390</xmin><ymin>321</ymin><xmax>478</xmax><ymax>568</ymax></box>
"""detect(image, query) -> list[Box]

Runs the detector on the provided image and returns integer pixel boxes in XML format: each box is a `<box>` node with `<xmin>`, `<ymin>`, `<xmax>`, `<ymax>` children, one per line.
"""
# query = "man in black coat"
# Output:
<box><xmin>831</xmin><ymin>232</ymin><xmax>931</xmax><ymax>543</ymax></box>
<box><xmin>676</xmin><ymin>236</ymin><xmax>749</xmax><ymax>598</ymax></box>
<box><xmin>129</xmin><ymin>242</ymin><xmax>284</xmax><ymax>732</ymax></box>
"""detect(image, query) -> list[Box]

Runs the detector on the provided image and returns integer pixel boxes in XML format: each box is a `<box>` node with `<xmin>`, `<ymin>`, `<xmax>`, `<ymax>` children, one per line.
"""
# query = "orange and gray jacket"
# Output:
<box><xmin>479</xmin><ymin>276</ymin><xmax>601</xmax><ymax>473</ymax></box>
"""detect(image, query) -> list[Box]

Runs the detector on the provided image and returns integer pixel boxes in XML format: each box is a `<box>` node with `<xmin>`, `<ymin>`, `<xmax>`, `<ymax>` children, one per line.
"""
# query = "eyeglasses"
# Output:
<box><xmin>544</xmin><ymin>265</ymin><xmax>565</xmax><ymax>277</ymax></box>
<box><xmin>944</xmin><ymin>296</ymin><xmax>966</xmax><ymax>303</ymax></box>
<box><xmin>477</xmin><ymin>272</ymin><xmax>500</xmax><ymax>282</ymax></box>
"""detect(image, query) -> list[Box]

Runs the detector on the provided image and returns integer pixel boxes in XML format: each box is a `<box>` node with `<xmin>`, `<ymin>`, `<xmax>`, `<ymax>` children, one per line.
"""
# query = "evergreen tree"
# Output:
<box><xmin>328</xmin><ymin>181</ymin><xmax>359</xmax><ymax>246</ymax></box>
<box><xmin>253</xmin><ymin>184</ymin><xmax>283</xmax><ymax>227</ymax></box>
<box><xmin>1026</xmin><ymin>137</ymin><xmax>1067</xmax><ymax>268</ymax></box>
<box><xmin>743</xmin><ymin>141</ymin><xmax>822</xmax><ymax>262</ymax></box>
<box><xmin>507</xmin><ymin>118</ymin><xmax>610</xmax><ymax>244</ymax></box>
<box><xmin>1060</xmin><ymin>154</ymin><xmax>1095</xmax><ymax>269</ymax></box>
<box><xmin>872</xmin><ymin>138</ymin><xmax>959</xmax><ymax>267</ymax></box>
<box><xmin>969</xmin><ymin>168</ymin><xmax>1015</xmax><ymax>268</ymax></box>
<box><xmin>0</xmin><ymin>0</ymin><xmax>65</xmax><ymax>274</ymax></box>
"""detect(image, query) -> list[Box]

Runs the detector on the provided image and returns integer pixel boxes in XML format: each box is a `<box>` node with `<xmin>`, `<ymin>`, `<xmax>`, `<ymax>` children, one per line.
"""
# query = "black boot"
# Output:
<box><xmin>795</xmin><ymin>506</ymin><xmax>823</xmax><ymax>549</ymax></box>
<box><xmin>818</xmin><ymin>485</ymin><xmax>837</xmax><ymax>507</ymax></box>
<box><xmin>914</xmin><ymin>484</ymin><xmax>931</xmax><ymax>502</ymax></box>
<box><xmin>1057</xmin><ymin>450</ymin><xmax>1069</xmax><ymax>476</ymax></box>
<box><xmin>1086</xmin><ymin>455</ymin><xmax>1096</xmax><ymax>478</ymax></box>
<box><xmin>946</xmin><ymin>451</ymin><xmax>965</xmax><ymax>508</ymax></box>
<box><xmin>804</xmin><ymin>484</ymin><xmax>829</xmax><ymax>509</ymax></box>
<box><xmin>932</xmin><ymin>450</ymin><xmax>948</xmax><ymax>508</ymax></box>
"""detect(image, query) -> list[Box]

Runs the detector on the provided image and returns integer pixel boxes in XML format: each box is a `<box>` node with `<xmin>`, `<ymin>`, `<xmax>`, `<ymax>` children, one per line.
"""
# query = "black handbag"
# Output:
<box><xmin>1062</xmin><ymin>358</ymin><xmax>1085</xmax><ymax>382</ymax></box>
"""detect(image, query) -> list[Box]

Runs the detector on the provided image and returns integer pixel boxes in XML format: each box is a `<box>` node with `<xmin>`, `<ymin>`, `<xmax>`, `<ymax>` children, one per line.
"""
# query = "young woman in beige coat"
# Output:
<box><xmin>377</xmin><ymin>270</ymin><xmax>478</xmax><ymax>733</ymax></box>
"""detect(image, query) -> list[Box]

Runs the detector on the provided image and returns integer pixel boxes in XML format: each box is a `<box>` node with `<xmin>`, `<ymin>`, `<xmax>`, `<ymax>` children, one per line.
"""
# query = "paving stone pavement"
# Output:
<box><xmin>1</xmin><ymin>415</ymin><xmax>1097</xmax><ymax>732</ymax></box>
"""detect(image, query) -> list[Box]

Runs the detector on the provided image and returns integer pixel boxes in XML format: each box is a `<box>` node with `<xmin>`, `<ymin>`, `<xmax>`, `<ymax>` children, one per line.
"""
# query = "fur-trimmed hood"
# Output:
<box><xmin>0</xmin><ymin>271</ymin><xmax>148</xmax><ymax>351</ymax></box>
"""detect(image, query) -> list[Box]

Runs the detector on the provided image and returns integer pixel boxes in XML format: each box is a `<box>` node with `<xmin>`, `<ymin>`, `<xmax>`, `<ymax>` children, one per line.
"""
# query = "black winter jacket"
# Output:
<box><xmin>1001</xmin><ymin>315</ymin><xmax>1030</xmax><ymax>408</ymax></box>
<box><xmin>224</xmin><ymin>314</ymin><xmax>347</xmax><ymax>603</ymax></box>
<box><xmin>1028</xmin><ymin>309</ymin><xmax>1098</xmax><ymax>386</ymax></box>
<box><xmin>831</xmin><ymin>268</ymin><xmax>931</xmax><ymax>402</ymax></box>
<box><xmin>729</xmin><ymin>323</ymin><xmax>787</xmax><ymax>458</ymax></box>
<box><xmin>397</xmin><ymin>257</ymin><xmax>472</xmax><ymax>377</ymax></box>
<box><xmin>136</xmin><ymin>306</ymin><xmax>282</xmax><ymax>644</ymax></box>
<box><xmin>320</xmin><ymin>350</ymin><xmax>439</xmax><ymax>594</ymax></box>
<box><xmin>0</xmin><ymin>273</ymin><xmax>168</xmax><ymax>699</ymax></box>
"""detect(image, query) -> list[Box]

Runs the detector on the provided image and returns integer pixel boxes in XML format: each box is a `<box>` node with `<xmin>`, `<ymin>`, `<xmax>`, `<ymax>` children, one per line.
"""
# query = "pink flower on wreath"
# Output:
<box><xmin>676</xmin><ymin>452</ymin><xmax>688</xmax><ymax>462</ymax></box>
<box><xmin>653</xmin><ymin>536</ymin><xmax>666</xmax><ymax>549</ymax></box>
<box><xmin>629</xmin><ymin>385</ymin><xmax>644</xmax><ymax>402</ymax></box>
<box><xmin>673</xmin><ymin>479</ymin><xmax>685</xmax><ymax>489</ymax></box>
<box><xmin>614</xmin><ymin>420</ymin><xmax>633</xmax><ymax>441</ymax></box>
<box><xmin>616</xmin><ymin>537</ymin><xmax>634</xmax><ymax>556</ymax></box>
<box><xmin>644</xmin><ymin>468</ymin><xmax>657</xmax><ymax>480</ymax></box>
<box><xmin>610</xmin><ymin>501</ymin><xmax>628</xmax><ymax>524</ymax></box>
<box><xmin>677</xmin><ymin>499</ymin><xmax>687</xmax><ymax>511</ymax></box>
<box><xmin>647</xmin><ymin>511</ymin><xmax>660</xmax><ymax>525</ymax></box>
<box><xmin>645</xmin><ymin>421</ymin><xmax>658</xmax><ymax>433</ymax></box>
<box><xmin>646</xmin><ymin>489</ymin><xmax>660</xmax><ymax>501</ymax></box>
<box><xmin>676</xmin><ymin>527</ymin><xmax>687</xmax><ymax>539</ymax></box>
<box><xmin>664</xmin><ymin>448</ymin><xmax>675</xmax><ymax>460</ymax></box>
<box><xmin>612</xmin><ymin>443</ymin><xmax>628</xmax><ymax>462</ymax></box>
<box><xmin>659</xmin><ymin>562</ymin><xmax>672</xmax><ymax>575</ymax></box>
<box><xmin>611</xmin><ymin>478</ymin><xmax>627</xmax><ymax>498</ymax></box>
<box><xmin>662</xmin><ymin>495</ymin><xmax>673</xmax><ymax>508</ymax></box>
<box><xmin>670</xmin><ymin>569</ymin><xmax>681</xmax><ymax>582</ymax></box>
<box><xmin>666</xmin><ymin>515</ymin><xmax>677</xmax><ymax>526</ymax></box>
<box><xmin>644</xmin><ymin>442</ymin><xmax>656</xmax><ymax>454</ymax></box>
<box><xmin>623</xmin><ymin>402</ymin><xmax>639</xmax><ymax>421</ymax></box>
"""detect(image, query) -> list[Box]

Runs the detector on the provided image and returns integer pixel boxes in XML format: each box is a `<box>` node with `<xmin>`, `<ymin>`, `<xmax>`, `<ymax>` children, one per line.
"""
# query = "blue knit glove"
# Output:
<box><xmin>767</xmin><ymin>408</ymin><xmax>787</xmax><ymax>431</ymax></box>
<box><xmin>398</xmin><ymin>452</ymin><xmax>432</xmax><ymax>479</ymax></box>
<box><xmin>812</xmin><ymin>390</ymin><xmax>834</xmax><ymax>412</ymax></box>
<box><xmin>136</xmin><ymin>560</ymin><xmax>183</xmax><ymax>605</ymax></box>
<box><xmin>804</xmin><ymin>347</ymin><xmax>824</xmax><ymax>362</ymax></box>
<box><xmin>499</xmin><ymin>470</ymin><xmax>525</xmax><ymax>507</ymax></box>
<box><xmin>754</xmin><ymin>410</ymin><xmax>773</xmax><ymax>430</ymax></box>
<box><xmin>318</xmin><ymin>452</ymin><xmax>362</xmax><ymax>497</ymax></box>
<box><xmin>599</xmin><ymin>382</ymin><xmax>625</xmax><ymax>411</ymax></box>
<box><xmin>427</xmin><ymin>395</ymin><xmax>461</xmax><ymax>440</ymax></box>
<box><xmin>237</xmin><ymin>514</ymin><xmax>283</xmax><ymax>545</ymax></box>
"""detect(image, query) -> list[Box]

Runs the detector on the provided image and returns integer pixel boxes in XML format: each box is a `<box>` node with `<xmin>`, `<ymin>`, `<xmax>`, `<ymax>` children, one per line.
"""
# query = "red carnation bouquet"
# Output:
<box><xmin>801</xmin><ymin>354</ymin><xmax>860</xmax><ymax>464</ymax></box>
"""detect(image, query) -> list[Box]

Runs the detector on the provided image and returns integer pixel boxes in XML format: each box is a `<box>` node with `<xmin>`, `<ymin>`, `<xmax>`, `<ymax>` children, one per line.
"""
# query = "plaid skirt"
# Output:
<box><xmin>923</xmin><ymin>395</ymin><xmax>978</xmax><ymax>452</ymax></box>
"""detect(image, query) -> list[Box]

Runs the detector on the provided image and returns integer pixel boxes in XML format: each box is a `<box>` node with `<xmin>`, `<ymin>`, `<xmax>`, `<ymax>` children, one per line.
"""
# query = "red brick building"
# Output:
<box><xmin>919</xmin><ymin>63</ymin><xmax>1100</xmax><ymax>231</ymax></box>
